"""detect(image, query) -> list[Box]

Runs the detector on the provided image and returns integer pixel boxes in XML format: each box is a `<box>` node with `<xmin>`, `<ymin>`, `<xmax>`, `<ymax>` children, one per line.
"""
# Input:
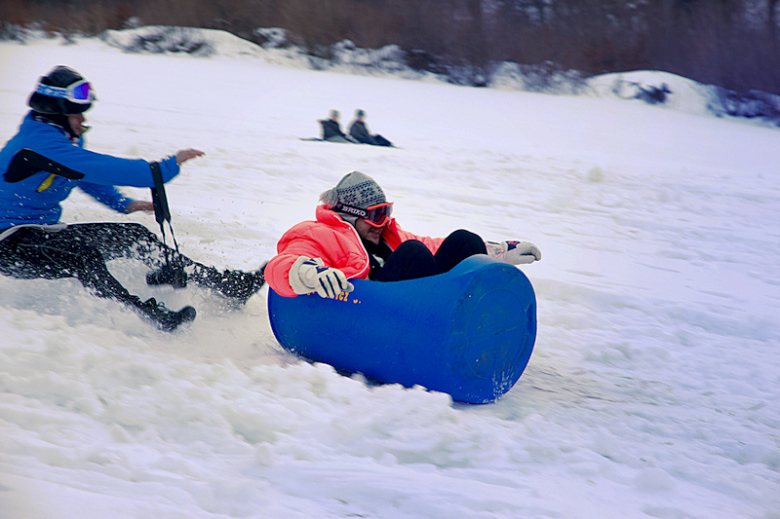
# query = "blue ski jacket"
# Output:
<box><xmin>0</xmin><ymin>111</ymin><xmax>180</xmax><ymax>230</ymax></box>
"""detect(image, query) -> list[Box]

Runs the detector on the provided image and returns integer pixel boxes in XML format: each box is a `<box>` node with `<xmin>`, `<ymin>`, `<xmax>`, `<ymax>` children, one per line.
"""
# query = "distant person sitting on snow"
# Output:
<box><xmin>318</xmin><ymin>110</ymin><xmax>356</xmax><ymax>143</ymax></box>
<box><xmin>635</xmin><ymin>83</ymin><xmax>671</xmax><ymax>105</ymax></box>
<box><xmin>348</xmin><ymin>109</ymin><xmax>393</xmax><ymax>147</ymax></box>
<box><xmin>0</xmin><ymin>66</ymin><xmax>266</xmax><ymax>331</ymax></box>
<box><xmin>264</xmin><ymin>171</ymin><xmax>541</xmax><ymax>298</ymax></box>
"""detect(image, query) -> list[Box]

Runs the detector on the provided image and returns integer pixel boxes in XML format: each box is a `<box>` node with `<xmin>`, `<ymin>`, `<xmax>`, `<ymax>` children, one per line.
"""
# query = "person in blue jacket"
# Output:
<box><xmin>0</xmin><ymin>66</ymin><xmax>265</xmax><ymax>331</ymax></box>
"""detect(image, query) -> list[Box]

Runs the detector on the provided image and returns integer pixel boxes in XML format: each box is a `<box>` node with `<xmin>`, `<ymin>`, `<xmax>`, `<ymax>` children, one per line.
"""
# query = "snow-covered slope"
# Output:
<box><xmin>0</xmin><ymin>31</ymin><xmax>778</xmax><ymax>519</ymax></box>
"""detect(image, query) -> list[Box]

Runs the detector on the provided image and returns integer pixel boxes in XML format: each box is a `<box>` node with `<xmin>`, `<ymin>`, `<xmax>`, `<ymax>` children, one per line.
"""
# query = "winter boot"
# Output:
<box><xmin>204</xmin><ymin>262</ymin><xmax>266</xmax><ymax>303</ymax></box>
<box><xmin>133</xmin><ymin>296</ymin><xmax>196</xmax><ymax>331</ymax></box>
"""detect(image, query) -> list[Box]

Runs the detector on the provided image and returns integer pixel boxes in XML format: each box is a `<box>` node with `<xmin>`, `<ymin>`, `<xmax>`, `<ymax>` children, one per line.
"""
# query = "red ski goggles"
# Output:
<box><xmin>334</xmin><ymin>201</ymin><xmax>393</xmax><ymax>228</ymax></box>
<box><xmin>35</xmin><ymin>79</ymin><xmax>96</xmax><ymax>104</ymax></box>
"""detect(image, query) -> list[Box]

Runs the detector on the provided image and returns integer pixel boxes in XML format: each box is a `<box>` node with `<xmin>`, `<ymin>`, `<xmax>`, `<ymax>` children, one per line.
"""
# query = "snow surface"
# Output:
<box><xmin>1</xmin><ymin>32</ymin><xmax>779</xmax><ymax>519</ymax></box>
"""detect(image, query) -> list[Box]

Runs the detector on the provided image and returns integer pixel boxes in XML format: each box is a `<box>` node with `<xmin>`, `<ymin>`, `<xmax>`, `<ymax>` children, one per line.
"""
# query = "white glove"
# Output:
<box><xmin>289</xmin><ymin>256</ymin><xmax>355</xmax><ymax>298</ymax></box>
<box><xmin>486</xmin><ymin>240</ymin><xmax>542</xmax><ymax>265</ymax></box>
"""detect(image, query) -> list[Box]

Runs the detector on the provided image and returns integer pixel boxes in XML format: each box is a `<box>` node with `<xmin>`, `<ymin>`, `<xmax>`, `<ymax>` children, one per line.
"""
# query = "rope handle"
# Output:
<box><xmin>149</xmin><ymin>162</ymin><xmax>180</xmax><ymax>259</ymax></box>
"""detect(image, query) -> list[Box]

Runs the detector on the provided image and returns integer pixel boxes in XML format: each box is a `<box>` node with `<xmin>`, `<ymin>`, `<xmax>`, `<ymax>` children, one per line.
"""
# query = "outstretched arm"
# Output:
<box><xmin>124</xmin><ymin>148</ymin><xmax>204</xmax><ymax>213</ymax></box>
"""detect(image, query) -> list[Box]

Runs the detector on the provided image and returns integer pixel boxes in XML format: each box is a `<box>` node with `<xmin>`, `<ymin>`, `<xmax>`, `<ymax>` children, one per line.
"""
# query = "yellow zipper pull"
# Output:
<box><xmin>36</xmin><ymin>173</ymin><xmax>56</xmax><ymax>192</ymax></box>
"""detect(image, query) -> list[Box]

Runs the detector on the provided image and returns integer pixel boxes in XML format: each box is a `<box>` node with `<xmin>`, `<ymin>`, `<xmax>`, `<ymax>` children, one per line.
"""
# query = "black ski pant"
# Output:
<box><xmin>0</xmin><ymin>222</ymin><xmax>259</xmax><ymax>304</ymax></box>
<box><xmin>373</xmin><ymin>229</ymin><xmax>487</xmax><ymax>282</ymax></box>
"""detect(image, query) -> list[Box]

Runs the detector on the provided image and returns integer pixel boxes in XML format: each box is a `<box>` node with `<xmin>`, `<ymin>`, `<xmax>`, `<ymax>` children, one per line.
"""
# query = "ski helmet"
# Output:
<box><xmin>27</xmin><ymin>65</ymin><xmax>96</xmax><ymax>115</ymax></box>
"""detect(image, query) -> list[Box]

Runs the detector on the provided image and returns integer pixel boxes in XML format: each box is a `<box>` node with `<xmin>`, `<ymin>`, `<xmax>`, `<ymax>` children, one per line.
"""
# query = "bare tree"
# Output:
<box><xmin>769</xmin><ymin>0</ymin><xmax>779</xmax><ymax>39</ymax></box>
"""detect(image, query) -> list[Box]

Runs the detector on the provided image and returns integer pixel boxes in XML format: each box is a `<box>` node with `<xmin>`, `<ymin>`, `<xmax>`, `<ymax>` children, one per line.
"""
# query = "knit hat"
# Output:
<box><xmin>320</xmin><ymin>172</ymin><xmax>387</xmax><ymax>221</ymax></box>
<box><xmin>27</xmin><ymin>66</ymin><xmax>95</xmax><ymax>115</ymax></box>
<box><xmin>355</xmin><ymin>109</ymin><xmax>365</xmax><ymax>117</ymax></box>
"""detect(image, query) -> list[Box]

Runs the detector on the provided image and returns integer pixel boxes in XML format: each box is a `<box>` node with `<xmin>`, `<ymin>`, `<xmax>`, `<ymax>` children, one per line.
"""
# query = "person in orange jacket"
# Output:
<box><xmin>264</xmin><ymin>171</ymin><xmax>541</xmax><ymax>298</ymax></box>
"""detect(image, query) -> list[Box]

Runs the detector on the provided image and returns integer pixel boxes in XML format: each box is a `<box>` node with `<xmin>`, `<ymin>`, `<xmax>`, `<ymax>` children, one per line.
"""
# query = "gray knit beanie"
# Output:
<box><xmin>320</xmin><ymin>172</ymin><xmax>387</xmax><ymax>223</ymax></box>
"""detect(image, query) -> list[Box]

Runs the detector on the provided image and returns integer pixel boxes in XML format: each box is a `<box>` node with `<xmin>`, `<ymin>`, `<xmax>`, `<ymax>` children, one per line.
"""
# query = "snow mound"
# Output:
<box><xmin>587</xmin><ymin>70</ymin><xmax>780</xmax><ymax>125</ymax></box>
<box><xmin>101</xmin><ymin>26</ymin><xmax>263</xmax><ymax>58</ymax></box>
<box><xmin>587</xmin><ymin>71</ymin><xmax>715</xmax><ymax>116</ymax></box>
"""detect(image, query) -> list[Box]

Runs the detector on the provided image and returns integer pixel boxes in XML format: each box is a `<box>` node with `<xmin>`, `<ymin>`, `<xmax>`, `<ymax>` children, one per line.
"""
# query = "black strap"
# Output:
<box><xmin>149</xmin><ymin>161</ymin><xmax>171</xmax><ymax>227</ymax></box>
<box><xmin>4</xmin><ymin>148</ymin><xmax>85</xmax><ymax>183</ymax></box>
<box><xmin>149</xmin><ymin>162</ymin><xmax>180</xmax><ymax>264</ymax></box>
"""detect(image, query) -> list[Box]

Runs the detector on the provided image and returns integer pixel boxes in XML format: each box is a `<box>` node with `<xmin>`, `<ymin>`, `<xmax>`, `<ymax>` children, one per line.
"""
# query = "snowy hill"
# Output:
<box><xmin>96</xmin><ymin>26</ymin><xmax>780</xmax><ymax>125</ymax></box>
<box><xmin>0</xmin><ymin>29</ymin><xmax>778</xmax><ymax>519</ymax></box>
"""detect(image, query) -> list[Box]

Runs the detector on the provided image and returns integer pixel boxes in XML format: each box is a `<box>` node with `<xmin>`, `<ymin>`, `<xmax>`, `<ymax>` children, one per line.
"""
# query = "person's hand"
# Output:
<box><xmin>486</xmin><ymin>240</ymin><xmax>542</xmax><ymax>265</ymax></box>
<box><xmin>124</xmin><ymin>200</ymin><xmax>154</xmax><ymax>213</ymax></box>
<box><xmin>175</xmin><ymin>148</ymin><xmax>205</xmax><ymax>165</ymax></box>
<box><xmin>289</xmin><ymin>256</ymin><xmax>354</xmax><ymax>298</ymax></box>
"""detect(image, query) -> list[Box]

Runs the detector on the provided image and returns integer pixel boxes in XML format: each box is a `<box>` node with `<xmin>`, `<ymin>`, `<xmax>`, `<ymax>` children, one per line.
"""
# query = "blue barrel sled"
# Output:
<box><xmin>267</xmin><ymin>255</ymin><xmax>537</xmax><ymax>403</ymax></box>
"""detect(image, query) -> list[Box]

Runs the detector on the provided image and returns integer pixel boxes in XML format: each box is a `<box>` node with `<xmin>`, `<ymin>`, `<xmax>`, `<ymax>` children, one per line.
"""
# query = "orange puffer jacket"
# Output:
<box><xmin>266</xmin><ymin>205</ymin><xmax>445</xmax><ymax>297</ymax></box>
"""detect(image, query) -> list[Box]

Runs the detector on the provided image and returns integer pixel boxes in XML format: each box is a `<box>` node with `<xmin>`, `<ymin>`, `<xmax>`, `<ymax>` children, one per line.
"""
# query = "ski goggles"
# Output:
<box><xmin>334</xmin><ymin>201</ymin><xmax>393</xmax><ymax>228</ymax></box>
<box><xmin>35</xmin><ymin>79</ymin><xmax>96</xmax><ymax>104</ymax></box>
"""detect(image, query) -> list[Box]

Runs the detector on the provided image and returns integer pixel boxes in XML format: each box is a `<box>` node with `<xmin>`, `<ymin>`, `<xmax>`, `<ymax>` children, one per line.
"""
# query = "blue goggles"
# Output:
<box><xmin>35</xmin><ymin>79</ymin><xmax>96</xmax><ymax>104</ymax></box>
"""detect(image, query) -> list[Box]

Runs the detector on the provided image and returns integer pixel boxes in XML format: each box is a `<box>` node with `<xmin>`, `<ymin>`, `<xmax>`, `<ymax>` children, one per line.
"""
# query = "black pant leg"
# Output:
<box><xmin>433</xmin><ymin>229</ymin><xmax>487</xmax><ymax>274</ymax></box>
<box><xmin>373</xmin><ymin>135</ymin><xmax>392</xmax><ymax>147</ymax></box>
<box><xmin>374</xmin><ymin>240</ymin><xmax>437</xmax><ymax>282</ymax></box>
<box><xmin>1</xmin><ymin>222</ymin><xmax>263</xmax><ymax>303</ymax></box>
<box><xmin>1</xmin><ymin>224</ymin><xmax>200</xmax><ymax>329</ymax></box>
<box><xmin>81</xmin><ymin>222</ymin><xmax>264</xmax><ymax>301</ymax></box>
<box><xmin>69</xmin><ymin>223</ymin><xmax>234</xmax><ymax>289</ymax></box>
<box><xmin>0</xmin><ymin>226</ymin><xmax>134</xmax><ymax>302</ymax></box>
<box><xmin>66</xmin><ymin>222</ymin><xmax>185</xmax><ymax>269</ymax></box>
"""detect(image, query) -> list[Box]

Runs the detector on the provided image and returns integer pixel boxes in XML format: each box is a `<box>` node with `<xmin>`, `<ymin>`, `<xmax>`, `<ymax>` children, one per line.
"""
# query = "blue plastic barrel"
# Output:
<box><xmin>267</xmin><ymin>255</ymin><xmax>536</xmax><ymax>403</ymax></box>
